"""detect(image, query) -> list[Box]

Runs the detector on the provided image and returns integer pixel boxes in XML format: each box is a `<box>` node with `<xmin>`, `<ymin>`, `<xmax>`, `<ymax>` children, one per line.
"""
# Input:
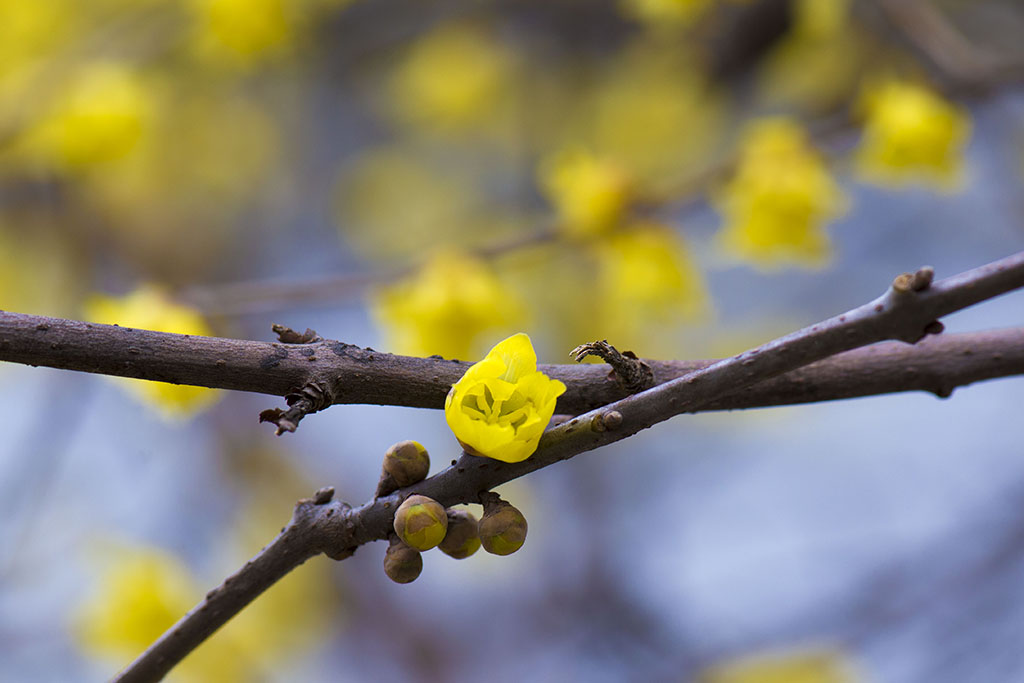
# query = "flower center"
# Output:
<box><xmin>460</xmin><ymin>382</ymin><xmax>531</xmax><ymax>430</ymax></box>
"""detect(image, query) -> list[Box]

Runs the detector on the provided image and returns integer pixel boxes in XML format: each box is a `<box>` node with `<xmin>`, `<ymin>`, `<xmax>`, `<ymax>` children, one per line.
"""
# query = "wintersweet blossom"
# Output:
<box><xmin>74</xmin><ymin>545</ymin><xmax>250</xmax><ymax>682</ymax></box>
<box><xmin>855</xmin><ymin>79</ymin><xmax>970</xmax><ymax>190</ymax></box>
<box><xmin>84</xmin><ymin>285</ymin><xmax>219</xmax><ymax>418</ymax></box>
<box><xmin>619</xmin><ymin>0</ymin><xmax>714</xmax><ymax>26</ymax></box>
<box><xmin>23</xmin><ymin>61</ymin><xmax>151</xmax><ymax>170</ymax></box>
<box><xmin>698</xmin><ymin>647</ymin><xmax>858</xmax><ymax>683</ymax></box>
<box><xmin>595</xmin><ymin>223</ymin><xmax>708</xmax><ymax>352</ymax></box>
<box><xmin>538</xmin><ymin>147</ymin><xmax>631</xmax><ymax>238</ymax></box>
<box><xmin>372</xmin><ymin>249</ymin><xmax>524</xmax><ymax>360</ymax></box>
<box><xmin>74</xmin><ymin>539</ymin><xmax>334</xmax><ymax>681</ymax></box>
<box><xmin>715</xmin><ymin>118</ymin><xmax>846</xmax><ymax>269</ymax></box>
<box><xmin>390</xmin><ymin>23</ymin><xmax>514</xmax><ymax>133</ymax></box>
<box><xmin>188</xmin><ymin>0</ymin><xmax>294</xmax><ymax>65</ymax></box>
<box><xmin>445</xmin><ymin>334</ymin><xmax>566</xmax><ymax>463</ymax></box>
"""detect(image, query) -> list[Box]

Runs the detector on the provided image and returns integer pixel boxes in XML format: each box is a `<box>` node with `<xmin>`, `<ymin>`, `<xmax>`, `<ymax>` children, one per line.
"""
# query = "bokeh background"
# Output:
<box><xmin>1</xmin><ymin>0</ymin><xmax>1024</xmax><ymax>681</ymax></box>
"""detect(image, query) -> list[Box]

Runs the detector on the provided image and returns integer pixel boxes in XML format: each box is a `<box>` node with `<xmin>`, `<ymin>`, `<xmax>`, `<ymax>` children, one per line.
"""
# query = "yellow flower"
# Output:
<box><xmin>75</xmin><ymin>546</ymin><xmax>197</xmax><ymax>657</ymax></box>
<box><xmin>372</xmin><ymin>249</ymin><xmax>524</xmax><ymax>360</ymax></box>
<box><xmin>715</xmin><ymin>118</ymin><xmax>846</xmax><ymax>269</ymax></box>
<box><xmin>855</xmin><ymin>79</ymin><xmax>970</xmax><ymax>190</ymax></box>
<box><xmin>390</xmin><ymin>23</ymin><xmax>515</xmax><ymax>134</ymax></box>
<box><xmin>698</xmin><ymin>647</ymin><xmax>859</xmax><ymax>683</ymax></box>
<box><xmin>445</xmin><ymin>333</ymin><xmax>566</xmax><ymax>463</ymax></box>
<box><xmin>335</xmin><ymin>146</ymin><xmax>478</xmax><ymax>260</ymax></box>
<box><xmin>619</xmin><ymin>0</ymin><xmax>715</xmax><ymax>26</ymax></box>
<box><xmin>187</xmin><ymin>0</ymin><xmax>294</xmax><ymax>65</ymax></box>
<box><xmin>21</xmin><ymin>61</ymin><xmax>152</xmax><ymax>171</ymax></box>
<box><xmin>756</xmin><ymin>0</ymin><xmax>865</xmax><ymax>113</ymax></box>
<box><xmin>584</xmin><ymin>41</ymin><xmax>725</xmax><ymax>197</ymax></box>
<box><xmin>595</xmin><ymin>223</ymin><xmax>708</xmax><ymax>352</ymax></box>
<box><xmin>84</xmin><ymin>285</ymin><xmax>219</xmax><ymax>419</ymax></box>
<box><xmin>73</xmin><ymin>538</ymin><xmax>332</xmax><ymax>682</ymax></box>
<box><xmin>73</xmin><ymin>545</ymin><xmax>250</xmax><ymax>681</ymax></box>
<box><xmin>538</xmin><ymin>147</ymin><xmax>631</xmax><ymax>238</ymax></box>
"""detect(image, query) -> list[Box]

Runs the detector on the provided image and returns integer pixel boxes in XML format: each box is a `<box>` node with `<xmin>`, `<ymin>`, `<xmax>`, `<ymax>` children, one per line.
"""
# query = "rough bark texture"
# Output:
<box><xmin>109</xmin><ymin>252</ymin><xmax>1024</xmax><ymax>683</ymax></box>
<box><xmin>1</xmin><ymin>313</ymin><xmax>1022</xmax><ymax>417</ymax></box>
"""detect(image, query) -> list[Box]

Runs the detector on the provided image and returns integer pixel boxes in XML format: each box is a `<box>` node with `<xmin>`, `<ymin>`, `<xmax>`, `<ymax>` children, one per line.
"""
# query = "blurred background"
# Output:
<box><xmin>1</xmin><ymin>0</ymin><xmax>1024</xmax><ymax>680</ymax></box>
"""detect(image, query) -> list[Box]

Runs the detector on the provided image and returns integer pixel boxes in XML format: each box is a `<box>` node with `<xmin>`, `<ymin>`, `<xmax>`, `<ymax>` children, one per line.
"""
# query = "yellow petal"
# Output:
<box><xmin>444</xmin><ymin>333</ymin><xmax>562</xmax><ymax>462</ymax></box>
<box><xmin>485</xmin><ymin>333</ymin><xmax>537</xmax><ymax>383</ymax></box>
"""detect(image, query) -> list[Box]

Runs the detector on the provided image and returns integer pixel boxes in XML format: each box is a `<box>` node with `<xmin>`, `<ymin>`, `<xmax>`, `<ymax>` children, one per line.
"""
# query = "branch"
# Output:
<box><xmin>115</xmin><ymin>252</ymin><xmax>1024</xmax><ymax>682</ymax></box>
<box><xmin>571</xmin><ymin>340</ymin><xmax>655</xmax><ymax>394</ymax></box>
<box><xmin>113</xmin><ymin>487</ymin><xmax>352</xmax><ymax>683</ymax></box>
<box><xmin>1</xmin><ymin>321</ymin><xmax>1023</xmax><ymax>421</ymax></box>
<box><xmin>870</xmin><ymin>0</ymin><xmax>1024</xmax><ymax>91</ymax></box>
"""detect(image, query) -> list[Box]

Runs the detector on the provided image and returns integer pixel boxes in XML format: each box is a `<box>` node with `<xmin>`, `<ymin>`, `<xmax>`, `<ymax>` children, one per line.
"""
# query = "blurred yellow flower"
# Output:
<box><xmin>75</xmin><ymin>546</ymin><xmax>196</xmax><ymax>657</ymax></box>
<box><xmin>586</xmin><ymin>41</ymin><xmax>724</xmax><ymax>197</ymax></box>
<box><xmin>81</xmin><ymin>88</ymin><xmax>277</xmax><ymax>275</ymax></box>
<box><xmin>619</xmin><ymin>0</ymin><xmax>714</xmax><ymax>26</ymax></box>
<box><xmin>336</xmin><ymin>146</ymin><xmax>480</xmax><ymax>260</ymax></box>
<box><xmin>0</xmin><ymin>221</ymin><xmax>80</xmax><ymax>317</ymax></box>
<box><xmin>73</xmin><ymin>545</ymin><xmax>250</xmax><ymax>681</ymax></box>
<box><xmin>74</xmin><ymin>538</ymin><xmax>334</xmax><ymax>682</ymax></box>
<box><xmin>0</xmin><ymin>0</ymin><xmax>75</xmax><ymax>73</ymax></box>
<box><xmin>539</xmin><ymin>147</ymin><xmax>631</xmax><ymax>238</ymax></box>
<box><xmin>596</xmin><ymin>223</ymin><xmax>708</xmax><ymax>348</ymax></box>
<box><xmin>855</xmin><ymin>79</ymin><xmax>970</xmax><ymax>190</ymax></box>
<box><xmin>445</xmin><ymin>333</ymin><xmax>565</xmax><ymax>463</ymax></box>
<box><xmin>390</xmin><ymin>23</ymin><xmax>516</xmax><ymax>134</ymax></box>
<box><xmin>20</xmin><ymin>62</ymin><xmax>152</xmax><ymax>171</ymax></box>
<box><xmin>757</xmin><ymin>0</ymin><xmax>865</xmax><ymax>113</ymax></box>
<box><xmin>187</xmin><ymin>0</ymin><xmax>294</xmax><ymax>65</ymax></box>
<box><xmin>716</xmin><ymin>118</ymin><xmax>846</xmax><ymax>269</ymax></box>
<box><xmin>84</xmin><ymin>285</ymin><xmax>219</xmax><ymax>419</ymax></box>
<box><xmin>699</xmin><ymin>647</ymin><xmax>859</xmax><ymax>683</ymax></box>
<box><xmin>372</xmin><ymin>249</ymin><xmax>524</xmax><ymax>360</ymax></box>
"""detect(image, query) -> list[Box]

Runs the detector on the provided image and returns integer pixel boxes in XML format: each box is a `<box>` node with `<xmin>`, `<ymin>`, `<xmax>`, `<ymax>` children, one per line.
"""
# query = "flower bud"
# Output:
<box><xmin>478</xmin><ymin>497</ymin><xmax>527</xmax><ymax>556</ymax></box>
<box><xmin>393</xmin><ymin>495</ymin><xmax>448</xmax><ymax>551</ymax></box>
<box><xmin>438</xmin><ymin>509</ymin><xmax>481</xmax><ymax>560</ymax></box>
<box><xmin>376</xmin><ymin>440</ymin><xmax>430</xmax><ymax>496</ymax></box>
<box><xmin>383</xmin><ymin>537</ymin><xmax>423</xmax><ymax>584</ymax></box>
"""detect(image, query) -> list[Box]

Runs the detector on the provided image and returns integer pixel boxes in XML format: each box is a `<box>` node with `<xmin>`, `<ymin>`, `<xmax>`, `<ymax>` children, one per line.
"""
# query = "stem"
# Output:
<box><xmin>114</xmin><ymin>252</ymin><xmax>1024</xmax><ymax>682</ymax></box>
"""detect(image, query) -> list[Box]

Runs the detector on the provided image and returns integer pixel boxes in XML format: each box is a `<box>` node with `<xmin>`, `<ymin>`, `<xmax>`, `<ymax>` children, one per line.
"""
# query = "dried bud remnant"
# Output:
<box><xmin>891</xmin><ymin>272</ymin><xmax>915</xmax><ymax>294</ymax></box>
<box><xmin>911</xmin><ymin>266</ymin><xmax>934</xmax><ymax>291</ymax></box>
<box><xmin>313</xmin><ymin>487</ymin><xmax>335</xmax><ymax>505</ymax></box>
<box><xmin>893</xmin><ymin>266</ymin><xmax>934</xmax><ymax>295</ymax></box>
<box><xmin>592</xmin><ymin>410</ymin><xmax>623</xmax><ymax>432</ymax></box>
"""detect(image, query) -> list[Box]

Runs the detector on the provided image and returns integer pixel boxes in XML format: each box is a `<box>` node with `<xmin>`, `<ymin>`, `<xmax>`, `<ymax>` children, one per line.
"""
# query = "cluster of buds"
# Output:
<box><xmin>377</xmin><ymin>441</ymin><xmax>528</xmax><ymax>584</ymax></box>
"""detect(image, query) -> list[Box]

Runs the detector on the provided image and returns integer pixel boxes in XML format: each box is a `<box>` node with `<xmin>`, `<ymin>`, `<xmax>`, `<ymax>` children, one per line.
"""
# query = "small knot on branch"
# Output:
<box><xmin>591</xmin><ymin>410</ymin><xmax>623</xmax><ymax>432</ymax></box>
<box><xmin>272</xmin><ymin>324</ymin><xmax>322</xmax><ymax>344</ymax></box>
<box><xmin>259</xmin><ymin>380</ymin><xmax>335</xmax><ymax>435</ymax></box>
<box><xmin>892</xmin><ymin>266</ymin><xmax>935</xmax><ymax>294</ymax></box>
<box><xmin>313</xmin><ymin>486</ymin><xmax>335</xmax><ymax>504</ymax></box>
<box><xmin>571</xmin><ymin>340</ymin><xmax>654</xmax><ymax>394</ymax></box>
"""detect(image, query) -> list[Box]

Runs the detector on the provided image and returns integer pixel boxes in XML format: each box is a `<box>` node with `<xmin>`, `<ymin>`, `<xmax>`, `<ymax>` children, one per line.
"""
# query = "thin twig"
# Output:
<box><xmin>115</xmin><ymin>252</ymin><xmax>1024</xmax><ymax>682</ymax></box>
<box><xmin>113</xmin><ymin>489</ymin><xmax>354</xmax><ymax>683</ymax></box>
<box><xmin>571</xmin><ymin>339</ymin><xmax>654</xmax><ymax>394</ymax></box>
<box><xmin>870</xmin><ymin>0</ymin><xmax>1024</xmax><ymax>91</ymax></box>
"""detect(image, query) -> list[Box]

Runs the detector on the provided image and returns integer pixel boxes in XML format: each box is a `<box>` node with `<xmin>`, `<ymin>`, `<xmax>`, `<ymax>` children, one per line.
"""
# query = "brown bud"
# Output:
<box><xmin>438</xmin><ymin>509</ymin><xmax>481</xmax><ymax>560</ymax></box>
<box><xmin>383</xmin><ymin>537</ymin><xmax>423</xmax><ymax>584</ymax></box>
<box><xmin>479</xmin><ymin>497</ymin><xmax>527</xmax><ymax>556</ymax></box>
<box><xmin>393</xmin><ymin>495</ymin><xmax>448</xmax><ymax>551</ymax></box>
<box><xmin>376</xmin><ymin>441</ymin><xmax>430</xmax><ymax>497</ymax></box>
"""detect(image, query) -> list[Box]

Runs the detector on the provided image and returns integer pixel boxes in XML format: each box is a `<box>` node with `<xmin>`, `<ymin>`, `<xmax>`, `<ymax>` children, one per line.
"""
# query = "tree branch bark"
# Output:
<box><xmin>113</xmin><ymin>252</ymin><xmax>1024</xmax><ymax>683</ymax></box>
<box><xmin>0</xmin><ymin>318</ymin><xmax>1022</xmax><ymax>421</ymax></box>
